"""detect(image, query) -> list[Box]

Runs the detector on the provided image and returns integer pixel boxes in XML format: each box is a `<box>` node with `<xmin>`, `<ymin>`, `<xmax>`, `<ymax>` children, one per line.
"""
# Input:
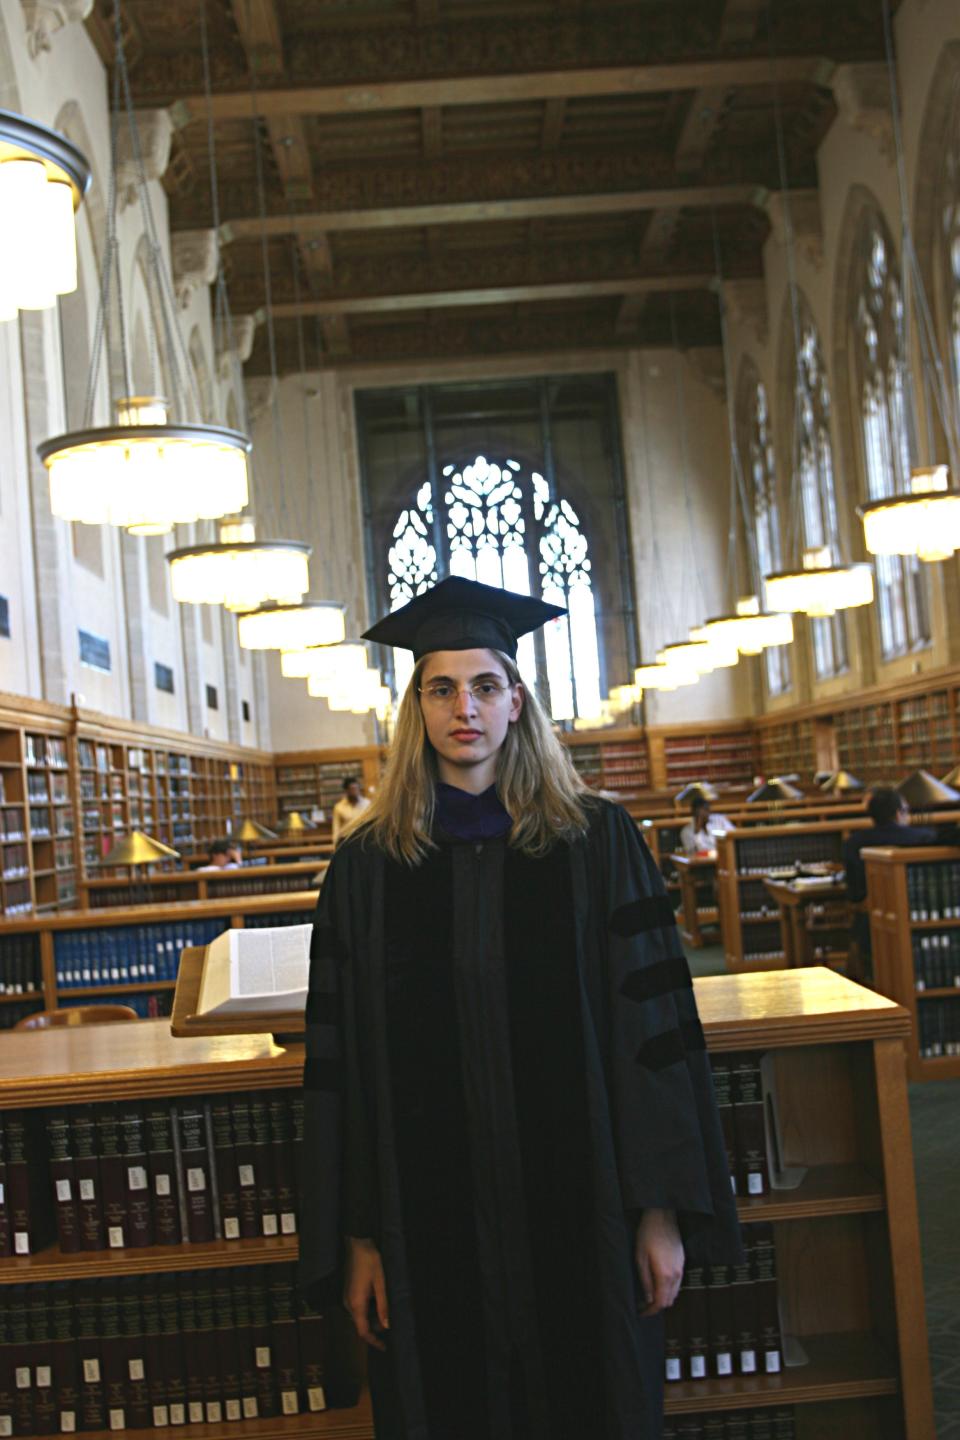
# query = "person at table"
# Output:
<box><xmin>842</xmin><ymin>786</ymin><xmax>937</xmax><ymax>905</ymax></box>
<box><xmin>332</xmin><ymin>775</ymin><xmax>370</xmax><ymax>845</ymax></box>
<box><xmin>680</xmin><ymin>797</ymin><xmax>734</xmax><ymax>855</ymax></box>
<box><xmin>196</xmin><ymin>837</ymin><xmax>244</xmax><ymax>870</ymax></box>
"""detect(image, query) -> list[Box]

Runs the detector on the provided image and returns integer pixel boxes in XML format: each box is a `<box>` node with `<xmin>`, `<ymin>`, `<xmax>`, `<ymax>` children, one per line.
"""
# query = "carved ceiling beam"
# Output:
<box><xmin>217</xmin><ymin>183</ymin><xmax>767</xmax><ymax>242</ymax></box>
<box><xmin>264</xmin><ymin>114</ymin><xmax>314</xmax><ymax>201</ymax></box>
<box><xmin>541</xmin><ymin>99</ymin><xmax>567</xmax><ymax>151</ymax></box>
<box><xmin>267</xmin><ymin>273</ymin><xmax>715</xmax><ymax>319</ymax></box>
<box><xmin>673</xmin><ymin>0</ymin><xmax>764</xmax><ymax>177</ymax></box>
<box><xmin>421</xmin><ymin>107</ymin><xmax>443</xmax><ymax>159</ymax></box>
<box><xmin>229</xmin><ymin>0</ymin><xmax>284</xmax><ymax>75</ymax></box>
<box><xmin>172</xmin><ymin>56</ymin><xmax>832</xmax><ymax>125</ymax></box>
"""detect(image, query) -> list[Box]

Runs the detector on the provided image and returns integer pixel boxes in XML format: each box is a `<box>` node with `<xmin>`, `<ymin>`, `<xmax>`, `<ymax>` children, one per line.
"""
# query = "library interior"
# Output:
<box><xmin>1</xmin><ymin>0</ymin><xmax>960</xmax><ymax>1436</ymax></box>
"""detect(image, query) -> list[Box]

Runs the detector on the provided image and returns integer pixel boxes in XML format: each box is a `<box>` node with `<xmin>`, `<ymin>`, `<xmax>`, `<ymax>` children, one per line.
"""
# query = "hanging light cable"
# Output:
<box><xmin>760</xmin><ymin>25</ymin><xmax>874</xmax><ymax>618</ymax></box>
<box><xmin>167</xmin><ymin>0</ymin><xmax>310</xmax><ymax>609</ymax></box>
<box><xmin>857</xmin><ymin>0</ymin><xmax>960</xmax><ymax>562</ymax></box>
<box><xmin>37</xmin><ymin>0</ymin><xmax>250</xmax><ymax>535</ymax></box>
<box><xmin>0</xmin><ymin>109</ymin><xmax>90</xmax><ymax>321</ymax></box>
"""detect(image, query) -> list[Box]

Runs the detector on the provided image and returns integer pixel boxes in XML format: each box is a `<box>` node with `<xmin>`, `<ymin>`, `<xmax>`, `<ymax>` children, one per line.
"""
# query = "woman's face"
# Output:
<box><xmin>418</xmin><ymin>648</ymin><xmax>523</xmax><ymax>785</ymax></box>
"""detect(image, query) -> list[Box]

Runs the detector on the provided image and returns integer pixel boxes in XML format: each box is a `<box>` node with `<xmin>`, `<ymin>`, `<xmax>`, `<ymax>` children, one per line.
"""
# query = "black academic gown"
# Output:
<box><xmin>300</xmin><ymin>797</ymin><xmax>741</xmax><ymax>1440</ymax></box>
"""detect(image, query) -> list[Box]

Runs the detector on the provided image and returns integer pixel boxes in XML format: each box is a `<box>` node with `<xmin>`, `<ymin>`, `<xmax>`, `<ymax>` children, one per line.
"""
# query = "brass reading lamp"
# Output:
<box><xmin>102</xmin><ymin>830</ymin><xmax>180</xmax><ymax>903</ymax></box>
<box><xmin>674</xmin><ymin>782</ymin><xmax>719</xmax><ymax>808</ymax></box>
<box><xmin>234</xmin><ymin>818</ymin><xmax>278</xmax><ymax>843</ymax></box>
<box><xmin>819</xmin><ymin>770</ymin><xmax>865</xmax><ymax>794</ymax></box>
<box><xmin>278</xmin><ymin>811</ymin><xmax>311</xmax><ymax>834</ymax></box>
<box><xmin>747</xmin><ymin>777</ymin><xmax>803</xmax><ymax>805</ymax></box>
<box><xmin>897</xmin><ymin>770</ymin><xmax>960</xmax><ymax>814</ymax></box>
<box><xmin>941</xmin><ymin>764</ymin><xmax>960</xmax><ymax>790</ymax></box>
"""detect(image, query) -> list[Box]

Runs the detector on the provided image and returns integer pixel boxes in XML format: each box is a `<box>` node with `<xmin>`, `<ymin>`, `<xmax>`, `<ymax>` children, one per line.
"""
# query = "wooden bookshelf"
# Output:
<box><xmin>671</xmin><ymin>854</ymin><xmax>719</xmax><ymax>948</ymax></box>
<box><xmin>0</xmin><ymin>967</ymin><xmax>934</xmax><ymax>1438</ymax></box>
<box><xmin>864</xmin><ymin>844</ymin><xmax>960</xmax><ymax>1081</ymax></box>
<box><xmin>272</xmin><ymin>748</ymin><xmax>385</xmax><ymax>823</ymax></box>
<box><xmin>79</xmin><ymin>861</ymin><xmax>329</xmax><ymax>910</ymax></box>
<box><xmin>0</xmin><ymin>891</ymin><xmax>319</xmax><ymax>1028</ymax></box>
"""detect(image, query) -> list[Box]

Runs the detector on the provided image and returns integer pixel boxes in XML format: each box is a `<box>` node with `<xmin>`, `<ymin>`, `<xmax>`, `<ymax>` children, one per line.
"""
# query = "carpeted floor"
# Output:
<box><xmin>686</xmin><ymin>944</ymin><xmax>958</xmax><ymax>1435</ymax></box>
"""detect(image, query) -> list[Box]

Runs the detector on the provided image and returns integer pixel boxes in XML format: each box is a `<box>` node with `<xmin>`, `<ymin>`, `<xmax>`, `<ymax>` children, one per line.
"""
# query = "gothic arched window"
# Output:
<box><xmin>793</xmin><ymin>309</ymin><xmax>848</xmax><ymax>679</ymax></box>
<box><xmin>938</xmin><ymin>77</ymin><xmax>960</xmax><ymax>440</ymax></box>
<box><xmin>739</xmin><ymin>374</ymin><xmax>791</xmax><ymax>696</ymax></box>
<box><xmin>386</xmin><ymin>454</ymin><xmax>601</xmax><ymax>720</ymax></box>
<box><xmin>853</xmin><ymin>215</ymin><xmax>930</xmax><ymax>657</ymax></box>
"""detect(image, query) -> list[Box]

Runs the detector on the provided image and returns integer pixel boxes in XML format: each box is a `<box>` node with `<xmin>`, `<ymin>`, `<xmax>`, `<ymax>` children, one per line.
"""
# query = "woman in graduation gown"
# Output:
<box><xmin>300</xmin><ymin>577</ymin><xmax>742</xmax><ymax>1440</ymax></box>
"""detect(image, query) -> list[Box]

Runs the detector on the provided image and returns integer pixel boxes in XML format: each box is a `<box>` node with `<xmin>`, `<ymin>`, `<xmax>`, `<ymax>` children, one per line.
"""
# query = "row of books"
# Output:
<box><xmin>27</xmin><ymin>773</ymin><xmax>70</xmax><ymax>802</ymax></box>
<box><xmin>0</xmin><ymin>935</ymin><xmax>41</xmax><ymax>994</ymax></box>
<box><xmin>735</xmin><ymin>834</ymin><xmax>837</xmax><ymax>875</ymax></box>
<box><xmin>665</xmin><ymin>1407</ymin><xmax>794</xmax><ymax>1439</ymax></box>
<box><xmin>0</xmin><ymin>1265</ymin><xmax>336</xmax><ymax>1435</ymax></box>
<box><xmin>917</xmin><ymin>998</ymin><xmax>960</xmax><ymax>1057</ymax></box>
<box><xmin>665</xmin><ymin>1226</ymin><xmax>782</xmax><ymax>1383</ymax></box>
<box><xmin>0</xmin><ymin>1000</ymin><xmax>43</xmax><ymax>1031</ymax></box>
<box><xmin>24</xmin><ymin>736</ymin><xmax>68</xmax><ymax>769</ymax></box>
<box><xmin>53</xmin><ymin>921</ymin><xmax>226</xmax><ymax>989</ymax></box>
<box><xmin>914</xmin><ymin>932</ymin><xmax>960</xmax><ymax>990</ymax></box>
<box><xmin>1</xmin><ymin>812</ymin><xmax>26</xmax><ymax>840</ymax></box>
<box><xmin>710</xmin><ymin>1055</ymin><xmax>770</xmax><ymax>1198</ymax></box>
<box><xmin>1</xmin><ymin>1091</ymin><xmax>303</xmax><ymax>1256</ymax></box>
<box><xmin>906</xmin><ymin>861</ymin><xmax>960</xmax><ymax>921</ymax></box>
<box><xmin>1</xmin><ymin>844</ymin><xmax>29</xmax><ymax>880</ymax></box>
<box><xmin>1</xmin><ymin>881</ymin><xmax>33</xmax><ymax>917</ymax></box>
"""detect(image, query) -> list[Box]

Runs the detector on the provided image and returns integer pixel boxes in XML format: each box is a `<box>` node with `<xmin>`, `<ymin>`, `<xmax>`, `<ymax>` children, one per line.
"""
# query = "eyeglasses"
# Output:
<box><xmin>418</xmin><ymin>679</ymin><xmax>511</xmax><ymax>706</ymax></box>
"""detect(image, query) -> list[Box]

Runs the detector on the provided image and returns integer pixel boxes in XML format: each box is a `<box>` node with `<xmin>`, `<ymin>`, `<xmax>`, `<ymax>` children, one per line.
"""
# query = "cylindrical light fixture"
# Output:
<box><xmin>703</xmin><ymin>596</ymin><xmax>794</xmax><ymax>656</ymax></box>
<box><xmin>238</xmin><ymin>601</ymin><xmax>346</xmax><ymax>652</ymax></box>
<box><xmin>168</xmin><ymin>519</ymin><xmax>311</xmax><ymax>612</ymax></box>
<box><xmin>859</xmin><ymin>465</ymin><xmax>960</xmax><ymax>563</ymax></box>
<box><xmin>763</xmin><ymin>547</ymin><xmax>874</xmax><ymax>618</ymax></box>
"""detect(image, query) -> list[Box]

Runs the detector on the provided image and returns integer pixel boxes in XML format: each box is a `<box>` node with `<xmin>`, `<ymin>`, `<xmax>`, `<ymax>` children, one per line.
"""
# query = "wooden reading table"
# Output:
<box><xmin>763</xmin><ymin>876</ymin><xmax>851</xmax><ymax>973</ymax></box>
<box><xmin>671</xmin><ymin>852</ymin><xmax>719</xmax><ymax>948</ymax></box>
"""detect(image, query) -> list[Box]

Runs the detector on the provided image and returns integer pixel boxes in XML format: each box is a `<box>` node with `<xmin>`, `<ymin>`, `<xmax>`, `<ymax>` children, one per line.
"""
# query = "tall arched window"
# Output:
<box><xmin>793</xmin><ymin>308</ymin><xmax>848</xmax><ymax>678</ymax></box>
<box><xmin>386</xmin><ymin>454</ymin><xmax>601</xmax><ymax>720</ymax></box>
<box><xmin>938</xmin><ymin>76</ymin><xmax>960</xmax><ymax>435</ymax></box>
<box><xmin>853</xmin><ymin>215</ymin><xmax>930</xmax><ymax>657</ymax></box>
<box><xmin>738</xmin><ymin>373</ymin><xmax>790</xmax><ymax>696</ymax></box>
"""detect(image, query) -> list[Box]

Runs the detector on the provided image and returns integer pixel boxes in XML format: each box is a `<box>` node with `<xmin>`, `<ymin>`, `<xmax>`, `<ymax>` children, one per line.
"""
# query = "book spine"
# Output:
<box><xmin>296</xmin><ymin>1291</ymin><xmax>328</xmax><ymax>1413</ymax></box>
<box><xmin>5</xmin><ymin>1114</ymin><xmax>36</xmax><ymax>1257</ymax></box>
<box><xmin>212</xmin><ymin>1272</ymin><xmax>243</xmax><ymax>1422</ymax></box>
<box><xmin>0</xmin><ymin>1112</ymin><xmax>10</xmax><ymax>1258</ymax></box>
<box><xmin>710</xmin><ymin>1059</ymin><xmax>737</xmax><ymax>1197</ymax></box>
<box><xmin>97</xmin><ymin>1284</ymin><xmax>127</xmax><ymax>1433</ymax></box>
<box><xmin>729</xmin><ymin>1248</ymin><xmax>758</xmax><ymax>1376</ymax></box>
<box><xmin>0</xmin><ymin>1292</ymin><xmax>14</xmax><ymax>1440</ymax></box>
<box><xmin>680</xmin><ymin>1264</ymin><xmax>709</xmax><ymax>1381</ymax></box>
<box><xmin>45</xmin><ymin>1111</ymin><xmax>81</xmax><ymax>1256</ymax></box>
<box><xmin>705</xmin><ymin>1265</ymin><xmax>735</xmax><ymax>1378</ymax></box>
<box><xmin>119</xmin><ymin>1103</ymin><xmax>154</xmax><ymax>1248</ymax></box>
<box><xmin>193</xmin><ymin>1276</ymin><xmax>223</xmax><ymax>1425</ymax></box>
<box><xmin>249</xmin><ymin>1098</ymin><xmax>278</xmax><ymax>1236</ymax></box>
<box><xmin>732</xmin><ymin>1055</ymin><xmax>769</xmax><ymax>1198</ymax></box>
<box><xmin>246</xmin><ymin>1271</ymin><xmax>278</xmax><ymax>1418</ymax></box>
<box><xmin>27</xmin><ymin>1290</ymin><xmax>57</xmax><ymax>1436</ymax></box>
<box><xmin>156</xmin><ymin>1276</ymin><xmax>186</xmax><ymax>1427</ymax></box>
<box><xmin>229</xmin><ymin>1096</ymin><xmax>261</xmax><ymax>1239</ymax></box>
<box><xmin>143</xmin><ymin>1101</ymin><xmax>181</xmax><ymax>1247</ymax></box>
<box><xmin>94</xmin><ymin>1105</ymin><xmax>128</xmax><ymax>1251</ymax></box>
<box><xmin>209</xmin><ymin>1099</ymin><xmax>241</xmax><ymax>1242</ymax></box>
<box><xmin>230</xmin><ymin>1271</ymin><xmax>260</xmax><ymax>1420</ymax></box>
<box><xmin>176</xmin><ymin>1098</ymin><xmax>213</xmax><ymax>1244</ymax></box>
<box><xmin>74</xmin><ymin>1283</ymin><xmax>107</xmax><ymax>1432</ymax></box>
<box><xmin>751</xmin><ymin>1224</ymin><xmax>783</xmax><ymax>1375</ymax></box>
<box><xmin>118</xmin><ymin>1278</ymin><xmax>151</xmax><ymax>1428</ymax></box>
<box><xmin>70</xmin><ymin>1106</ymin><xmax>106</xmax><ymax>1252</ymax></box>
<box><xmin>268</xmin><ymin>1266</ymin><xmax>301</xmax><ymax>1415</ymax></box>
<box><xmin>7</xmin><ymin>1286</ymin><xmax>35</xmax><ymax>1437</ymax></box>
<box><xmin>48</xmin><ymin>1282</ymin><xmax>80</xmax><ymax>1436</ymax></box>
<box><xmin>175</xmin><ymin>1274</ymin><xmax>206</xmax><ymax>1426</ymax></box>
<box><xmin>269</xmin><ymin>1094</ymin><xmax>298</xmax><ymax>1235</ymax></box>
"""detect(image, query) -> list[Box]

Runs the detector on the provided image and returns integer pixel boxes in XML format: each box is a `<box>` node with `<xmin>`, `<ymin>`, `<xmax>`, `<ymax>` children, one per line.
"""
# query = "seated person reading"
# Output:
<box><xmin>680</xmin><ymin>798</ymin><xmax>734</xmax><ymax>855</ymax></box>
<box><xmin>197</xmin><ymin>837</ymin><xmax>243</xmax><ymax>871</ymax></box>
<box><xmin>842</xmin><ymin>786</ymin><xmax>936</xmax><ymax>969</ymax></box>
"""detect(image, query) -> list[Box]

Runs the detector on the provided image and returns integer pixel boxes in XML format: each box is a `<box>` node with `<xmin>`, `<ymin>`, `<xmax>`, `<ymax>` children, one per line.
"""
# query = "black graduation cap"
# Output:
<box><xmin>362</xmin><ymin>576</ymin><xmax>566</xmax><ymax>660</ymax></box>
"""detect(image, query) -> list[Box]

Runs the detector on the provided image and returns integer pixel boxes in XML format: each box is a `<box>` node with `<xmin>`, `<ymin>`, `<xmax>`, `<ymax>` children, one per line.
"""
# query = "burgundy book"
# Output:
<box><xmin>268</xmin><ymin>1266</ymin><xmax>301</xmax><ymax>1415</ymax></box>
<box><xmin>229</xmin><ymin>1096</ymin><xmax>261</xmax><ymax>1239</ymax></box>
<box><xmin>269</xmin><ymin>1094</ymin><xmax>298</xmax><ymax>1236</ymax></box>
<box><xmin>95</xmin><ymin>1105</ymin><xmax>129</xmax><ymax>1251</ymax></box>
<box><xmin>156</xmin><ymin>1275</ymin><xmax>186</xmax><ymax>1427</ymax></box>
<box><xmin>193</xmin><ymin>1275</ymin><xmax>223</xmax><ymax>1424</ymax></box>
<box><xmin>45</xmin><ymin>1112</ymin><xmax>81</xmax><ymax>1255</ymax></box>
<box><xmin>290</xmin><ymin>1093</ymin><xmax>305</xmax><ymax>1213</ymax></box>
<box><xmin>71</xmin><ymin>1106</ymin><xmax>106</xmax><ymax>1251</ymax></box>
<box><xmin>176</xmin><ymin>1099</ymin><xmax>213</xmax><ymax>1244</ymax></box>
<box><xmin>680</xmin><ymin>1264</ymin><xmax>709</xmax><ymax>1381</ymax></box>
<box><xmin>751</xmin><ymin>1225</ymin><xmax>783</xmax><ymax>1376</ymax></box>
<box><xmin>119</xmin><ymin>1103</ymin><xmax>154</xmax><ymax>1248</ymax></box>
<box><xmin>138</xmin><ymin>1277</ymin><xmax>167</xmax><ymax>1429</ymax></box>
<box><xmin>248</xmin><ymin>1097</ymin><xmax>278</xmax><ymax>1237</ymax></box>
<box><xmin>97</xmin><ymin>1284</ymin><xmax>128</xmax><ymax>1433</ymax></box>
<box><xmin>705</xmin><ymin>1265</ymin><xmax>735</xmax><ymax>1379</ymax></box>
<box><xmin>5</xmin><ymin>1114</ymin><xmax>36</xmax><ymax>1257</ymax></box>
<box><xmin>27</xmin><ymin>1290</ymin><xmax>57</xmax><ymax>1436</ymax></box>
<box><xmin>663</xmin><ymin>1292</ymin><xmax>684</xmax><ymax>1383</ymax></box>
<box><xmin>143</xmin><ymin>1101</ymin><xmax>181</xmax><ymax>1247</ymax></box>
<box><xmin>731</xmin><ymin>1054</ymin><xmax>769</xmax><ymax>1199</ymax></box>
<box><xmin>176</xmin><ymin>1273</ymin><xmax>206</xmax><ymax>1426</ymax></box>
<box><xmin>247</xmin><ymin>1270</ymin><xmax>278</xmax><ymax>1418</ymax></box>
<box><xmin>48</xmin><ymin>1283</ymin><xmax>80</xmax><ymax>1436</ymax></box>
<box><xmin>0</xmin><ymin>1296</ymin><xmax>15</xmax><ymax>1440</ymax></box>
<box><xmin>0</xmin><ymin>1110</ymin><xmax>11</xmax><ymax>1257</ymax></box>
<box><xmin>296</xmin><ymin>1288</ymin><xmax>328</xmax><ymax>1413</ymax></box>
<box><xmin>7</xmin><ymin>1286</ymin><xmax>35</xmax><ymax>1437</ymax></box>
<box><xmin>209</xmin><ymin>1099</ymin><xmax>241</xmax><ymax>1241</ymax></box>
<box><xmin>230</xmin><ymin>1271</ymin><xmax>260</xmax><ymax>1420</ymax></box>
<box><xmin>118</xmin><ymin>1277</ymin><xmax>151</xmax><ymax>1428</ymax></box>
<box><xmin>710</xmin><ymin>1058</ymin><xmax>738</xmax><ymax>1198</ymax></box>
<box><xmin>729</xmin><ymin>1247</ymin><xmax>758</xmax><ymax>1377</ymax></box>
<box><xmin>212</xmin><ymin>1271</ymin><xmax>243</xmax><ymax>1422</ymax></box>
<box><xmin>74</xmin><ymin>1282</ymin><xmax>107</xmax><ymax>1432</ymax></box>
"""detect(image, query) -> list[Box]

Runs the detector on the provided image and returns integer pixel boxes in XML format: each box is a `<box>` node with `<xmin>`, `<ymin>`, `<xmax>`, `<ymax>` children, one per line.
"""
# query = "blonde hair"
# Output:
<box><xmin>351</xmin><ymin>650</ymin><xmax>594</xmax><ymax>864</ymax></box>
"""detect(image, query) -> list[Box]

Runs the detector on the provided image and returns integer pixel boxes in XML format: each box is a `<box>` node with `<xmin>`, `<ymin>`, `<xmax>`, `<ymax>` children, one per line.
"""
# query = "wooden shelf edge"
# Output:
<box><xmin>60</xmin><ymin>981</ymin><xmax>178</xmax><ymax>996</ymax></box>
<box><xmin>0</xmin><ymin>1233</ymin><xmax>300</xmax><ymax>1284</ymax></box>
<box><xmin>664</xmin><ymin>1332</ymin><xmax>898</xmax><ymax>1413</ymax></box>
<box><xmin>735</xmin><ymin>1165</ymin><xmax>884</xmax><ymax>1223</ymax></box>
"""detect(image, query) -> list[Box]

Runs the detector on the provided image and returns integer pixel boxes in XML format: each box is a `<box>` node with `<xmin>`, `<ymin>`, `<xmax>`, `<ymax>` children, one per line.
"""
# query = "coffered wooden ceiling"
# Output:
<box><xmin>87</xmin><ymin>0</ymin><xmax>896</xmax><ymax>374</ymax></box>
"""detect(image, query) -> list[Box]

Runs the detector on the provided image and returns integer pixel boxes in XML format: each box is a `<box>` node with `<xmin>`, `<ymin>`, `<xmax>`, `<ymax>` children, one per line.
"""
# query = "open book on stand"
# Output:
<box><xmin>196</xmin><ymin>926</ymin><xmax>312</xmax><ymax>1017</ymax></box>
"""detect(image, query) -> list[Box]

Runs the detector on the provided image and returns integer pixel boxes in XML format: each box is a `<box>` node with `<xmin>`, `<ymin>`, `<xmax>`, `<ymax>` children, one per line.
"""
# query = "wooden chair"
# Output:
<box><xmin>15</xmin><ymin>1005</ymin><xmax>140</xmax><ymax>1031</ymax></box>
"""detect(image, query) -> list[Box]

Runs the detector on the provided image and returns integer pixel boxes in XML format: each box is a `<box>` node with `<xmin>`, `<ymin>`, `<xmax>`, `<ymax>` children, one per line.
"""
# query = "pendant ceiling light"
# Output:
<box><xmin>764</xmin><ymin>547</ymin><xmax>875</xmax><ymax>618</ymax></box>
<box><xmin>857</xmin><ymin>1</ymin><xmax>960</xmax><ymax>563</ymax></box>
<box><xmin>325</xmin><ymin>666</ymin><xmax>384</xmax><ymax>714</ymax></box>
<box><xmin>688</xmin><ymin>625</ymin><xmax>740</xmax><ymax>668</ymax></box>
<box><xmin>37</xmin><ymin>5</ymin><xmax>252</xmax><ymax>536</ymax></box>
<box><xmin>168</xmin><ymin>519</ymin><xmax>311</xmax><ymax>611</ymax></box>
<box><xmin>658</xmin><ymin>639</ymin><xmax>736</xmax><ymax>675</ymax></box>
<box><xmin>634</xmin><ymin>662</ymin><xmax>698</xmax><ymax>692</ymax></box>
<box><xmin>238</xmin><ymin>601</ymin><xmax>345</xmax><ymax>653</ymax></box>
<box><xmin>0</xmin><ymin>110</ymin><xmax>90</xmax><ymax>320</ymax></box>
<box><xmin>703</xmin><ymin>597</ymin><xmax>794</xmax><ymax>657</ymax></box>
<box><xmin>288</xmin><ymin>639</ymin><xmax>369</xmax><ymax>685</ymax></box>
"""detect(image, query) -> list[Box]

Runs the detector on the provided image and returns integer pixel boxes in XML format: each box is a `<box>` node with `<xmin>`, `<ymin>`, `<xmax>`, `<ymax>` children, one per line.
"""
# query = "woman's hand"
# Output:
<box><xmin>634</xmin><ymin>1208</ymin><xmax>684</xmax><ymax>1317</ymax></box>
<box><xmin>344</xmin><ymin>1236</ymin><xmax>390</xmax><ymax>1350</ymax></box>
